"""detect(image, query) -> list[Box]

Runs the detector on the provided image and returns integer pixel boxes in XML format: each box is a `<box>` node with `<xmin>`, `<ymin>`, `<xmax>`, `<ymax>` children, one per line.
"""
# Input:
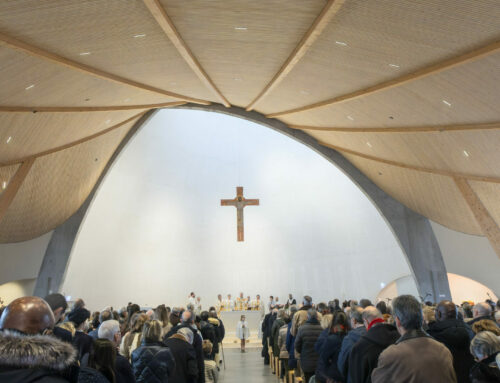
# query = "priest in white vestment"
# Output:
<box><xmin>223</xmin><ymin>294</ymin><xmax>234</xmax><ymax>311</ymax></box>
<box><xmin>215</xmin><ymin>294</ymin><xmax>224</xmax><ymax>314</ymax></box>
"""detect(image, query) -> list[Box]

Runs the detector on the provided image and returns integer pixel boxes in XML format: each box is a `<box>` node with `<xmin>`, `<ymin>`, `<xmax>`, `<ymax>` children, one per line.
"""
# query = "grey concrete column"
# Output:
<box><xmin>35</xmin><ymin>104</ymin><xmax>451</xmax><ymax>302</ymax></box>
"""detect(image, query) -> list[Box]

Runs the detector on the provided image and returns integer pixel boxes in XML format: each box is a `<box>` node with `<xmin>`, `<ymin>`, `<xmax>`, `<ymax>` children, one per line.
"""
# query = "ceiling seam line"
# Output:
<box><xmin>266</xmin><ymin>39</ymin><xmax>500</xmax><ymax>118</ymax></box>
<box><xmin>0</xmin><ymin>102</ymin><xmax>187</xmax><ymax>113</ymax></box>
<box><xmin>142</xmin><ymin>0</ymin><xmax>231</xmax><ymax>107</ymax></box>
<box><xmin>245</xmin><ymin>0</ymin><xmax>346</xmax><ymax>112</ymax></box>
<box><xmin>318</xmin><ymin>140</ymin><xmax>500</xmax><ymax>184</ymax></box>
<box><xmin>0</xmin><ymin>32</ymin><xmax>211</xmax><ymax>105</ymax></box>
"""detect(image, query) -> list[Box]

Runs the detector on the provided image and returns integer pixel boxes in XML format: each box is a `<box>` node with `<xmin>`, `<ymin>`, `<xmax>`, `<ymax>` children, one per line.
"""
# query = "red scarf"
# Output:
<box><xmin>367</xmin><ymin>318</ymin><xmax>385</xmax><ymax>330</ymax></box>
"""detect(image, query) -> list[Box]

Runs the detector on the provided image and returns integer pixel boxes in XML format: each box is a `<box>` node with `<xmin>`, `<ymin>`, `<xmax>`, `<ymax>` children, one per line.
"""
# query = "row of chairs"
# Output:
<box><xmin>268</xmin><ymin>339</ymin><xmax>303</xmax><ymax>383</ymax></box>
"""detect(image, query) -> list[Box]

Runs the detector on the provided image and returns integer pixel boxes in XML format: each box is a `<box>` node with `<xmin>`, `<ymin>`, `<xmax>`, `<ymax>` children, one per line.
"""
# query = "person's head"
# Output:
<box><xmin>473</xmin><ymin>302</ymin><xmax>492</xmax><ymax>319</ymax></box>
<box><xmin>269</xmin><ymin>296</ymin><xmax>274</xmax><ymax>302</ymax></box>
<box><xmin>67</xmin><ymin>307</ymin><xmax>91</xmax><ymax>331</ymax></box>
<box><xmin>217</xmin><ymin>294</ymin><xmax>222</xmax><ymax>300</ymax></box>
<box><xmin>228</xmin><ymin>294</ymin><xmax>231</xmax><ymax>299</ymax></box>
<box><xmin>277</xmin><ymin>309</ymin><xmax>285</xmax><ymax>319</ymax></box>
<box><xmin>307</xmin><ymin>308</ymin><xmax>318</xmax><ymax>321</ymax></box>
<box><xmin>154</xmin><ymin>305</ymin><xmax>169</xmax><ymax>327</ymax></box>
<box><xmin>362</xmin><ymin>306</ymin><xmax>382</xmax><ymax>329</ymax></box>
<box><xmin>88</xmin><ymin>339</ymin><xmax>116</xmax><ymax>383</ymax></box>
<box><xmin>190</xmin><ymin>292</ymin><xmax>195</xmax><ymax>298</ymax></box>
<box><xmin>435</xmin><ymin>300</ymin><xmax>457</xmax><ymax>322</ymax></box>
<box><xmin>181</xmin><ymin>310</ymin><xmax>194</xmax><ymax>325</ymax></box>
<box><xmin>196</xmin><ymin>297</ymin><xmax>201</xmax><ymax>303</ymax></box>
<box><xmin>376</xmin><ymin>301</ymin><xmax>387</xmax><ymax>315</ymax></box>
<box><xmin>471</xmin><ymin>319</ymin><xmax>500</xmax><ymax>336</ymax></box>
<box><xmin>177</xmin><ymin>327</ymin><xmax>194</xmax><ymax>344</ymax></box>
<box><xmin>422</xmin><ymin>305</ymin><xmax>436</xmax><ymax>324</ymax></box>
<box><xmin>99</xmin><ymin>309</ymin><xmax>113</xmax><ymax>325</ymax></box>
<box><xmin>241</xmin><ymin>315</ymin><xmax>246</xmax><ymax>321</ymax></box>
<box><xmin>350</xmin><ymin>306</ymin><xmax>364</xmax><ymax>327</ymax></box>
<box><xmin>200</xmin><ymin>311</ymin><xmax>209</xmax><ymax>322</ymax></box>
<box><xmin>303</xmin><ymin>296</ymin><xmax>312</xmax><ymax>307</ymax></box>
<box><xmin>43</xmin><ymin>293</ymin><xmax>68</xmax><ymax>324</ymax></box>
<box><xmin>170</xmin><ymin>308</ymin><xmax>181</xmax><ymax>326</ymax></box>
<box><xmin>275</xmin><ymin>297</ymin><xmax>279</xmax><ymax>302</ymax></box>
<box><xmin>256</xmin><ymin>294</ymin><xmax>260</xmax><ymax>300</ymax></box>
<box><xmin>330</xmin><ymin>311</ymin><xmax>348</xmax><ymax>335</ymax></box>
<box><xmin>392</xmin><ymin>295</ymin><xmax>423</xmax><ymax>334</ymax></box>
<box><xmin>289</xmin><ymin>294</ymin><xmax>293</xmax><ymax>299</ymax></box>
<box><xmin>57</xmin><ymin>321</ymin><xmax>76</xmax><ymax>337</ymax></box>
<box><xmin>130</xmin><ymin>313</ymin><xmax>148</xmax><ymax>333</ymax></box>
<box><xmin>98</xmin><ymin>319</ymin><xmax>122</xmax><ymax>347</ymax></box>
<box><xmin>359</xmin><ymin>299</ymin><xmax>372</xmax><ymax>309</ymax></box>
<box><xmin>240</xmin><ymin>292</ymin><xmax>244</xmax><ymax>298</ymax></box>
<box><xmin>470</xmin><ymin>331</ymin><xmax>500</xmax><ymax>361</ymax></box>
<box><xmin>72</xmin><ymin>298</ymin><xmax>85</xmax><ymax>311</ymax></box>
<box><xmin>283</xmin><ymin>314</ymin><xmax>291</xmax><ymax>324</ymax></box>
<box><xmin>290</xmin><ymin>305</ymin><xmax>298</xmax><ymax>317</ymax></box>
<box><xmin>317</xmin><ymin>302</ymin><xmax>328</xmax><ymax>314</ymax></box>
<box><xmin>202</xmin><ymin>339</ymin><xmax>213</xmax><ymax>358</ymax></box>
<box><xmin>142</xmin><ymin>320</ymin><xmax>162</xmax><ymax>343</ymax></box>
<box><xmin>209</xmin><ymin>310</ymin><xmax>218</xmax><ymax>319</ymax></box>
<box><xmin>494</xmin><ymin>311</ymin><xmax>500</xmax><ymax>326</ymax></box>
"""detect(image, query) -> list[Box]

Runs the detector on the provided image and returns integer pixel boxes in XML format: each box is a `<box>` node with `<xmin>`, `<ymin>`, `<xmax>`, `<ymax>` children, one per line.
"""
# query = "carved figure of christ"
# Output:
<box><xmin>221</xmin><ymin>186</ymin><xmax>259</xmax><ymax>242</ymax></box>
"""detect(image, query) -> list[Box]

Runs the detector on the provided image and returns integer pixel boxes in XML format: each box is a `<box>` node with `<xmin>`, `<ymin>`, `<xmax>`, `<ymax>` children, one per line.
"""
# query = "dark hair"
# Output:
<box><xmin>155</xmin><ymin>305</ymin><xmax>169</xmax><ymax>328</ymax></box>
<box><xmin>359</xmin><ymin>299</ymin><xmax>372</xmax><ymax>309</ymax></box>
<box><xmin>393</xmin><ymin>295</ymin><xmax>423</xmax><ymax>330</ymax></box>
<box><xmin>283</xmin><ymin>315</ymin><xmax>291</xmax><ymax>324</ymax></box>
<box><xmin>92</xmin><ymin>312</ymin><xmax>100</xmax><ymax>329</ymax></box>
<box><xmin>88</xmin><ymin>339</ymin><xmax>116</xmax><ymax>383</ymax></box>
<box><xmin>330</xmin><ymin>311</ymin><xmax>348</xmax><ymax>335</ymax></box>
<box><xmin>126</xmin><ymin>304</ymin><xmax>140</xmax><ymax>331</ymax></box>
<box><xmin>201</xmin><ymin>311</ymin><xmax>209</xmax><ymax>321</ymax></box>
<box><xmin>317</xmin><ymin>302</ymin><xmax>327</xmax><ymax>313</ymax></box>
<box><xmin>44</xmin><ymin>294</ymin><xmax>68</xmax><ymax>312</ymax></box>
<box><xmin>376</xmin><ymin>301</ymin><xmax>388</xmax><ymax>315</ymax></box>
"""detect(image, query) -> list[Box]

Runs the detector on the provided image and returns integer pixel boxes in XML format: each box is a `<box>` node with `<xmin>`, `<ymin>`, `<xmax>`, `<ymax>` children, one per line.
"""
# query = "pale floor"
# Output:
<box><xmin>218</xmin><ymin>348</ymin><xmax>276</xmax><ymax>383</ymax></box>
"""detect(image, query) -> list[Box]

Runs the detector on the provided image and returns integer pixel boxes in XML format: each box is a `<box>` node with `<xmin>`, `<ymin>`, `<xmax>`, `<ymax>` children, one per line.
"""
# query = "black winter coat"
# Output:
<box><xmin>317</xmin><ymin>332</ymin><xmax>346</xmax><ymax>382</ymax></box>
<box><xmin>347</xmin><ymin>323</ymin><xmax>399</xmax><ymax>383</ymax></box>
<box><xmin>77</xmin><ymin>367</ymin><xmax>110</xmax><ymax>383</ymax></box>
<box><xmin>428</xmin><ymin>319</ymin><xmax>475</xmax><ymax>383</ymax></box>
<box><xmin>294</xmin><ymin>318</ymin><xmax>323</xmax><ymax>373</ymax></box>
<box><xmin>164</xmin><ymin>324</ymin><xmax>204</xmax><ymax>383</ymax></box>
<box><xmin>131</xmin><ymin>341</ymin><xmax>175</xmax><ymax>383</ymax></box>
<box><xmin>469</xmin><ymin>352</ymin><xmax>500</xmax><ymax>383</ymax></box>
<box><xmin>200</xmin><ymin>322</ymin><xmax>216</xmax><ymax>351</ymax></box>
<box><xmin>163</xmin><ymin>335</ymin><xmax>198</xmax><ymax>383</ymax></box>
<box><xmin>73</xmin><ymin>332</ymin><xmax>94</xmax><ymax>362</ymax></box>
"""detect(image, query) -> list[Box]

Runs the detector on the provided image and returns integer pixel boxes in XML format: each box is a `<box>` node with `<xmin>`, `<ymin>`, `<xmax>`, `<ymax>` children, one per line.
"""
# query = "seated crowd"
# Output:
<box><xmin>262</xmin><ymin>295</ymin><xmax>500</xmax><ymax>383</ymax></box>
<box><xmin>0</xmin><ymin>295</ymin><xmax>225</xmax><ymax>383</ymax></box>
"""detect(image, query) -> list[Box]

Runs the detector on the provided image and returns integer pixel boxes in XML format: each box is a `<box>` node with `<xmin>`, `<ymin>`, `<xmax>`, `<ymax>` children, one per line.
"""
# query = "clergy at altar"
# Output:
<box><xmin>223</xmin><ymin>294</ymin><xmax>234</xmax><ymax>311</ymax></box>
<box><xmin>235</xmin><ymin>292</ymin><xmax>248</xmax><ymax>311</ymax></box>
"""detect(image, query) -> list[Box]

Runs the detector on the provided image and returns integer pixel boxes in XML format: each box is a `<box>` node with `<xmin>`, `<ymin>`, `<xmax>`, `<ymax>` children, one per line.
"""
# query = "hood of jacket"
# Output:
<box><xmin>427</xmin><ymin>319</ymin><xmax>472</xmax><ymax>348</ymax></box>
<box><xmin>362</xmin><ymin>323</ymin><xmax>399</xmax><ymax>347</ymax></box>
<box><xmin>0</xmin><ymin>330</ymin><xmax>76</xmax><ymax>372</ymax></box>
<box><xmin>208</xmin><ymin>318</ymin><xmax>220</xmax><ymax>327</ymax></box>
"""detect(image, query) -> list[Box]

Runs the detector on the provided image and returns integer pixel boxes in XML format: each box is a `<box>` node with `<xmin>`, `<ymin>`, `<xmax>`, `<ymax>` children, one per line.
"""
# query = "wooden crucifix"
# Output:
<box><xmin>221</xmin><ymin>186</ymin><xmax>259</xmax><ymax>242</ymax></box>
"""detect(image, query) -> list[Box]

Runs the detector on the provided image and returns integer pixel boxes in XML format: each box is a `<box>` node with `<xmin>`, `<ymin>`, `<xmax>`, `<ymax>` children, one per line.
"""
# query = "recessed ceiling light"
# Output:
<box><xmin>233</xmin><ymin>78</ymin><xmax>242</xmax><ymax>81</ymax></box>
<box><xmin>234</xmin><ymin>27</ymin><xmax>248</xmax><ymax>31</ymax></box>
<box><xmin>170</xmin><ymin>82</ymin><xmax>177</xmax><ymax>86</ymax></box>
<box><xmin>133</xmin><ymin>34</ymin><xmax>146</xmax><ymax>38</ymax></box>
<box><xmin>388</xmin><ymin>63</ymin><xmax>400</xmax><ymax>69</ymax></box>
<box><xmin>6</xmin><ymin>136</ymin><xmax>12</xmax><ymax>144</ymax></box>
<box><xmin>79</xmin><ymin>52</ymin><xmax>91</xmax><ymax>56</ymax></box>
<box><xmin>105</xmin><ymin>119</ymin><xmax>112</xmax><ymax>124</ymax></box>
<box><xmin>25</xmin><ymin>84</ymin><xmax>35</xmax><ymax>90</ymax></box>
<box><xmin>442</xmin><ymin>100</ymin><xmax>452</xmax><ymax>107</ymax></box>
<box><xmin>463</xmin><ymin>150</ymin><xmax>470</xmax><ymax>158</ymax></box>
<box><xmin>366</xmin><ymin>142</ymin><xmax>372</xmax><ymax>148</ymax></box>
<box><xmin>300</xmin><ymin>90</ymin><xmax>309</xmax><ymax>95</ymax></box>
<box><xmin>124</xmin><ymin>98</ymin><xmax>131</xmax><ymax>102</ymax></box>
<box><xmin>335</xmin><ymin>41</ymin><xmax>348</xmax><ymax>46</ymax></box>
<box><xmin>347</xmin><ymin>115</ymin><xmax>354</xmax><ymax>121</ymax></box>
<box><xmin>1</xmin><ymin>181</ymin><xmax>6</xmax><ymax>190</ymax></box>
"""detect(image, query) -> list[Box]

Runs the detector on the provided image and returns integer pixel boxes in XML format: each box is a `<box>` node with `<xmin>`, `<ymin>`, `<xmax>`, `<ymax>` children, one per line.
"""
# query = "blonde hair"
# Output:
<box><xmin>57</xmin><ymin>321</ymin><xmax>76</xmax><ymax>337</ymax></box>
<box><xmin>472</xmin><ymin>319</ymin><xmax>500</xmax><ymax>336</ymax></box>
<box><xmin>470</xmin><ymin>331</ymin><xmax>500</xmax><ymax>360</ymax></box>
<box><xmin>422</xmin><ymin>306</ymin><xmax>436</xmax><ymax>324</ymax></box>
<box><xmin>202</xmin><ymin>339</ymin><xmax>213</xmax><ymax>355</ymax></box>
<box><xmin>142</xmin><ymin>320</ymin><xmax>162</xmax><ymax>343</ymax></box>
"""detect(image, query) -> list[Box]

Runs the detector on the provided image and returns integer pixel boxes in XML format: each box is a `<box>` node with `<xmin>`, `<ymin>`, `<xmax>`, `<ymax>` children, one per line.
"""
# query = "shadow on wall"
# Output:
<box><xmin>0</xmin><ymin>278</ymin><xmax>36</xmax><ymax>306</ymax></box>
<box><xmin>377</xmin><ymin>273</ymin><xmax>498</xmax><ymax>304</ymax></box>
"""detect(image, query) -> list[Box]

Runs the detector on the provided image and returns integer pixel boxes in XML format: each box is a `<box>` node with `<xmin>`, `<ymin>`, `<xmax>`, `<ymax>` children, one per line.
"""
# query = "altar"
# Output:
<box><xmin>219</xmin><ymin>310</ymin><xmax>263</xmax><ymax>339</ymax></box>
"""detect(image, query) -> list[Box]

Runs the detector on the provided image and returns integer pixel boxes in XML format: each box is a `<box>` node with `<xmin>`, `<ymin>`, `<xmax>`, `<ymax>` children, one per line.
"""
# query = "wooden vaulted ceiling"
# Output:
<box><xmin>0</xmin><ymin>0</ymin><xmax>499</xmax><ymax>254</ymax></box>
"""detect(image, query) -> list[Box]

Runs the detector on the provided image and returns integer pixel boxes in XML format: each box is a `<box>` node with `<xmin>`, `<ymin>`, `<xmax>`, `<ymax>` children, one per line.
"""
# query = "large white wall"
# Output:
<box><xmin>62</xmin><ymin>109</ymin><xmax>414</xmax><ymax>311</ymax></box>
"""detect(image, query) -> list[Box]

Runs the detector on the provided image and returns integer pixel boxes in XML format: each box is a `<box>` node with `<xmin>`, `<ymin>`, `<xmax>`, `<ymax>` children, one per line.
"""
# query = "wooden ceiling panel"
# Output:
<box><xmin>0</xmin><ymin>116</ymin><xmax>140</xmax><ymax>243</ymax></box>
<box><xmin>0</xmin><ymin>164</ymin><xmax>20</xmax><ymax>198</ymax></box>
<box><xmin>0</xmin><ymin>48</ymin><xmax>179</xmax><ymax>107</ymax></box>
<box><xmin>342</xmin><ymin>152</ymin><xmax>482</xmax><ymax>235</ymax></box>
<box><xmin>0</xmin><ymin>110</ymin><xmax>145</xmax><ymax>164</ymax></box>
<box><xmin>259</xmin><ymin>0</ymin><xmax>500</xmax><ymax>114</ymax></box>
<box><xmin>276</xmin><ymin>51</ymin><xmax>500</xmax><ymax>127</ymax></box>
<box><xmin>308</xmin><ymin>128</ymin><xmax>500</xmax><ymax>179</ymax></box>
<box><xmin>0</xmin><ymin>0</ymin><xmax>215</xmax><ymax>102</ymax></box>
<box><xmin>469</xmin><ymin>181</ymin><xmax>500</xmax><ymax>229</ymax></box>
<box><xmin>161</xmin><ymin>0</ymin><xmax>326</xmax><ymax>107</ymax></box>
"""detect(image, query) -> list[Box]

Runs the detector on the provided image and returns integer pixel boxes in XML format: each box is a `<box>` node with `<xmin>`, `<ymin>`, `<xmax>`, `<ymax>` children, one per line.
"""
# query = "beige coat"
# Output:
<box><xmin>291</xmin><ymin>307</ymin><xmax>322</xmax><ymax>336</ymax></box>
<box><xmin>372</xmin><ymin>330</ymin><xmax>457</xmax><ymax>383</ymax></box>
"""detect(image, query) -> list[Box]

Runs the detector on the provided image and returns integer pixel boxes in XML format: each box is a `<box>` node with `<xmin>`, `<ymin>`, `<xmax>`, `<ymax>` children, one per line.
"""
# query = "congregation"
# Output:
<box><xmin>0</xmin><ymin>293</ymin><xmax>499</xmax><ymax>382</ymax></box>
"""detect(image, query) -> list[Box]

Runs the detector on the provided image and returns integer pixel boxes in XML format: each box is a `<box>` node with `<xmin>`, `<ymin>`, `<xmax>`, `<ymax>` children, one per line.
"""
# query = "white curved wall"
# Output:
<box><xmin>62</xmin><ymin>109</ymin><xmax>414</xmax><ymax>311</ymax></box>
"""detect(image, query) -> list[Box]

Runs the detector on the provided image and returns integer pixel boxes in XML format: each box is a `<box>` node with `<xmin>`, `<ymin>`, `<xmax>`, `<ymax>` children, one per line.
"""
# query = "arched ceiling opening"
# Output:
<box><xmin>0</xmin><ymin>0</ymin><xmax>499</xmax><ymax>257</ymax></box>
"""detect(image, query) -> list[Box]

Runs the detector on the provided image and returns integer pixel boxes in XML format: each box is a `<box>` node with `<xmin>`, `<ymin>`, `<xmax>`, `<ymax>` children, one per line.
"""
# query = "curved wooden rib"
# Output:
<box><xmin>0</xmin><ymin>112</ymin><xmax>147</xmax><ymax>167</ymax></box>
<box><xmin>290</xmin><ymin>121</ymin><xmax>500</xmax><ymax>133</ymax></box>
<box><xmin>267</xmin><ymin>40</ymin><xmax>500</xmax><ymax>118</ymax></box>
<box><xmin>245</xmin><ymin>0</ymin><xmax>345</xmax><ymax>111</ymax></box>
<box><xmin>0</xmin><ymin>158</ymin><xmax>35</xmax><ymax>223</ymax></box>
<box><xmin>454</xmin><ymin>177</ymin><xmax>500</xmax><ymax>259</ymax></box>
<box><xmin>0</xmin><ymin>32</ymin><xmax>211</xmax><ymax>105</ymax></box>
<box><xmin>143</xmin><ymin>0</ymin><xmax>230</xmax><ymax>107</ymax></box>
<box><xmin>318</xmin><ymin>140</ymin><xmax>500</xmax><ymax>184</ymax></box>
<box><xmin>0</xmin><ymin>101</ymin><xmax>186</xmax><ymax>113</ymax></box>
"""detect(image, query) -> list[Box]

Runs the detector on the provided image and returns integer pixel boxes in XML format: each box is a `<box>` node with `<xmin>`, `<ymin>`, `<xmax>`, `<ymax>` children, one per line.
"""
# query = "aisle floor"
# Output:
<box><xmin>218</xmin><ymin>347</ymin><xmax>277</xmax><ymax>383</ymax></box>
